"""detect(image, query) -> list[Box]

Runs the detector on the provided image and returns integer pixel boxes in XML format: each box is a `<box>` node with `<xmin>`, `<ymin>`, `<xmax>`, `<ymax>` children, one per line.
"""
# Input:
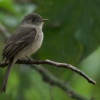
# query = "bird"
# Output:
<box><xmin>1</xmin><ymin>13</ymin><xmax>48</xmax><ymax>93</ymax></box>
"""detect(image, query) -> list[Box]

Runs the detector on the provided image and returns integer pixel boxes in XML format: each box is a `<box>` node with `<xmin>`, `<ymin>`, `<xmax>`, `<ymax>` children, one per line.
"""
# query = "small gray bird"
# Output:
<box><xmin>1</xmin><ymin>13</ymin><xmax>48</xmax><ymax>93</ymax></box>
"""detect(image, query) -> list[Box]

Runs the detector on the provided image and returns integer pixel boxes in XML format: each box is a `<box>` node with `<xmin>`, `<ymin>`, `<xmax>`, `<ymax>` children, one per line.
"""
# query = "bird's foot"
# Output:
<box><xmin>26</xmin><ymin>56</ymin><xmax>31</xmax><ymax>62</ymax></box>
<box><xmin>18</xmin><ymin>59</ymin><xmax>22</xmax><ymax>60</ymax></box>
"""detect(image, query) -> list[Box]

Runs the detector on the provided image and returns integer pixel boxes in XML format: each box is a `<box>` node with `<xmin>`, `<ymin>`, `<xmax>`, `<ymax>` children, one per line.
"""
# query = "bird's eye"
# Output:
<box><xmin>32</xmin><ymin>18</ymin><xmax>35</xmax><ymax>21</ymax></box>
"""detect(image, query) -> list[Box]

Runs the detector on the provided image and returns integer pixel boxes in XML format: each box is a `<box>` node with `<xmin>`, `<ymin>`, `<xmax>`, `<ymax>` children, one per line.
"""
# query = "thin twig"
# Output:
<box><xmin>0</xmin><ymin>59</ymin><xmax>96</xmax><ymax>85</ymax></box>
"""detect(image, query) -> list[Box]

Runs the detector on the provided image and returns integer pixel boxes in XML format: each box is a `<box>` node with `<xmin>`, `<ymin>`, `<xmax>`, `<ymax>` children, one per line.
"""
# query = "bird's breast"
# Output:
<box><xmin>15</xmin><ymin>30</ymin><xmax>44</xmax><ymax>59</ymax></box>
<box><xmin>31</xmin><ymin>30</ymin><xmax>44</xmax><ymax>54</ymax></box>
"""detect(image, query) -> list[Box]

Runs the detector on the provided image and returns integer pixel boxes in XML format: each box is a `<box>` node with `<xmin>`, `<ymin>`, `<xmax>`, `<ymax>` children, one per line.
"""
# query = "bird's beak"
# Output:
<box><xmin>40</xmin><ymin>19</ymin><xmax>49</xmax><ymax>22</ymax></box>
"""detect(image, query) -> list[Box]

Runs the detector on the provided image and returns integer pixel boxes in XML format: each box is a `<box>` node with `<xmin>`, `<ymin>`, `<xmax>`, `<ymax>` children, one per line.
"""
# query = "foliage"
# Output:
<box><xmin>0</xmin><ymin>0</ymin><xmax>100</xmax><ymax>100</ymax></box>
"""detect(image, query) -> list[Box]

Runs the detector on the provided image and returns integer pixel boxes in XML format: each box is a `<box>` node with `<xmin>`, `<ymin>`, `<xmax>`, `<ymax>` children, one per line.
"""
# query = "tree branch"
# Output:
<box><xmin>0</xmin><ymin>59</ymin><xmax>96</xmax><ymax>85</ymax></box>
<box><xmin>0</xmin><ymin>60</ymin><xmax>89</xmax><ymax>100</ymax></box>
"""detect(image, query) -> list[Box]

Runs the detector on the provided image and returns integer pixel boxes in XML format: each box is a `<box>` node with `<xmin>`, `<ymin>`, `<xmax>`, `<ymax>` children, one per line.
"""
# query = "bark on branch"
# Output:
<box><xmin>0</xmin><ymin>59</ymin><xmax>96</xmax><ymax>85</ymax></box>
<box><xmin>0</xmin><ymin>59</ymin><xmax>94</xmax><ymax>100</ymax></box>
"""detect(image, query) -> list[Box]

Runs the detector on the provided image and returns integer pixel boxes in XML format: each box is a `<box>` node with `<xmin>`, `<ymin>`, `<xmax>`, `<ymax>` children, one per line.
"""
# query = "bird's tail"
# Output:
<box><xmin>1</xmin><ymin>58</ymin><xmax>16</xmax><ymax>93</ymax></box>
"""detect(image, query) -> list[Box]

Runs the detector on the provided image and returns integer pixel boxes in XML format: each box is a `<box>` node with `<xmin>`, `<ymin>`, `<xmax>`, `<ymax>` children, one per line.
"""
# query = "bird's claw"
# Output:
<box><xmin>26</xmin><ymin>56</ymin><xmax>31</xmax><ymax>63</ymax></box>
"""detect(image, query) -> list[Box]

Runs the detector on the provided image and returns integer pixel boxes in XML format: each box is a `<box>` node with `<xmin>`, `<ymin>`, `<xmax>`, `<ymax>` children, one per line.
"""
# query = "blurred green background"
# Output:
<box><xmin>0</xmin><ymin>0</ymin><xmax>100</xmax><ymax>100</ymax></box>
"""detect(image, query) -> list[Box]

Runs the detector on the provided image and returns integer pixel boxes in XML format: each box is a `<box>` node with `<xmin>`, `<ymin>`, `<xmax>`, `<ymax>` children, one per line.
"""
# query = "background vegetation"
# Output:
<box><xmin>0</xmin><ymin>0</ymin><xmax>100</xmax><ymax>100</ymax></box>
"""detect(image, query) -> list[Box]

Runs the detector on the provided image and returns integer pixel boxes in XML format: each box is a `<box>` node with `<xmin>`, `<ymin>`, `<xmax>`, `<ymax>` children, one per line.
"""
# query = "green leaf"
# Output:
<box><xmin>35</xmin><ymin>0</ymin><xmax>100</xmax><ymax>65</ymax></box>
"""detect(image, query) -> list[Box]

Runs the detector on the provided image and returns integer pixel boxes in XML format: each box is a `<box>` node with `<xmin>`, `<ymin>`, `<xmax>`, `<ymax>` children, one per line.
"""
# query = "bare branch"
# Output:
<box><xmin>0</xmin><ymin>60</ymin><xmax>89</xmax><ymax>100</ymax></box>
<box><xmin>0</xmin><ymin>59</ymin><xmax>96</xmax><ymax>85</ymax></box>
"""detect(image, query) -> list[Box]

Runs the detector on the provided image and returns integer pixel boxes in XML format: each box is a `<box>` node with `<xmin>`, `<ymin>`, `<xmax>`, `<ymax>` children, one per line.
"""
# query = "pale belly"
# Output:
<box><xmin>15</xmin><ymin>31</ymin><xmax>43</xmax><ymax>59</ymax></box>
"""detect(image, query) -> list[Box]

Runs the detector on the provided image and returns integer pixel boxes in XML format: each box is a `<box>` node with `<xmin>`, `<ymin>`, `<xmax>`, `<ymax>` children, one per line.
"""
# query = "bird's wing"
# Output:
<box><xmin>2</xmin><ymin>27</ymin><xmax>36</xmax><ymax>62</ymax></box>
